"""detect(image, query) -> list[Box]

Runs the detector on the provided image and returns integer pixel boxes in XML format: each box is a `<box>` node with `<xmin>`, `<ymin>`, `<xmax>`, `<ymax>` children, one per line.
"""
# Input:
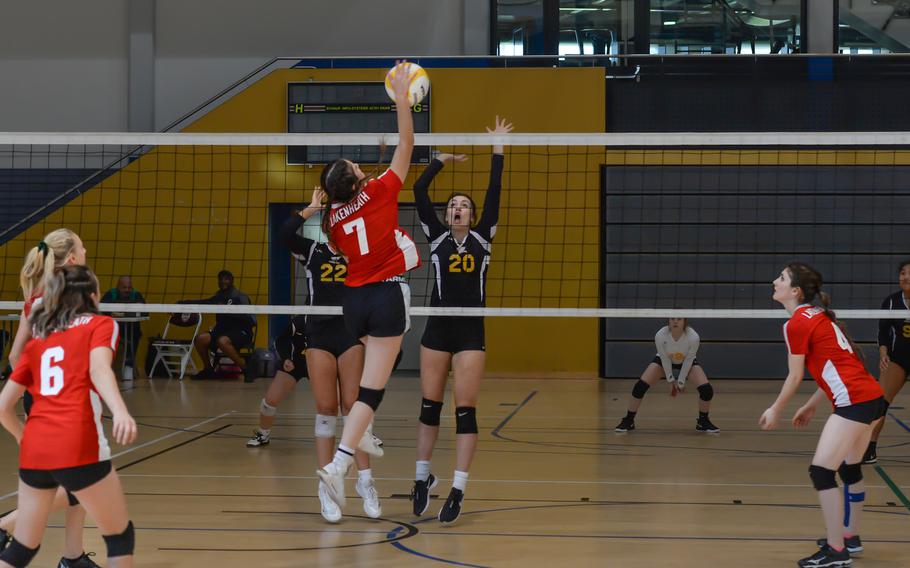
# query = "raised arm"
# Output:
<box><xmin>281</xmin><ymin>188</ymin><xmax>324</xmax><ymax>258</ymax></box>
<box><xmin>388</xmin><ymin>60</ymin><xmax>415</xmax><ymax>183</ymax></box>
<box><xmin>414</xmin><ymin>155</ymin><xmax>465</xmax><ymax>239</ymax></box>
<box><xmin>476</xmin><ymin>116</ymin><xmax>512</xmax><ymax>238</ymax></box>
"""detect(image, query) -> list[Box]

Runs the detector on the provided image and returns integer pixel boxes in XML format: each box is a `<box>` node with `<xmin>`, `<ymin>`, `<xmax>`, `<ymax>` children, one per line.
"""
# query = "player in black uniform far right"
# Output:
<box><xmin>862</xmin><ymin>258</ymin><xmax>910</xmax><ymax>464</ymax></box>
<box><xmin>410</xmin><ymin>116</ymin><xmax>512</xmax><ymax>525</ymax></box>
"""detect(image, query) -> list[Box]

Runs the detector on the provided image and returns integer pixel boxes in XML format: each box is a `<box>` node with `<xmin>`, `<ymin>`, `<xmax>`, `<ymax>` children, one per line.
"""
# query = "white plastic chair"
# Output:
<box><xmin>149</xmin><ymin>313</ymin><xmax>202</xmax><ymax>380</ymax></box>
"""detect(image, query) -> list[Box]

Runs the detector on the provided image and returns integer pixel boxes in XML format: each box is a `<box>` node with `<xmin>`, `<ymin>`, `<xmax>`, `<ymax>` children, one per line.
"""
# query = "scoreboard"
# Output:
<box><xmin>287</xmin><ymin>81</ymin><xmax>431</xmax><ymax>165</ymax></box>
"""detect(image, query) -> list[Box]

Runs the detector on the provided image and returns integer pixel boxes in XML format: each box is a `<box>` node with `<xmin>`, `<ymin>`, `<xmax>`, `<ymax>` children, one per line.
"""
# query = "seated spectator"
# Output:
<box><xmin>101</xmin><ymin>275</ymin><xmax>147</xmax><ymax>380</ymax></box>
<box><xmin>182</xmin><ymin>270</ymin><xmax>255</xmax><ymax>379</ymax></box>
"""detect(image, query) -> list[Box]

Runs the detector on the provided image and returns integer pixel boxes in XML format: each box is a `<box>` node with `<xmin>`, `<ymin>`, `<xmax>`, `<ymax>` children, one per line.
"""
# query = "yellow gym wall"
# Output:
<box><xmin>0</xmin><ymin>67</ymin><xmax>605</xmax><ymax>376</ymax></box>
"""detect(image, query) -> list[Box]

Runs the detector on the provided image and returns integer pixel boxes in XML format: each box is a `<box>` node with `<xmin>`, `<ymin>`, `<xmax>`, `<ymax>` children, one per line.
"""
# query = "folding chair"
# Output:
<box><xmin>149</xmin><ymin>313</ymin><xmax>202</xmax><ymax>380</ymax></box>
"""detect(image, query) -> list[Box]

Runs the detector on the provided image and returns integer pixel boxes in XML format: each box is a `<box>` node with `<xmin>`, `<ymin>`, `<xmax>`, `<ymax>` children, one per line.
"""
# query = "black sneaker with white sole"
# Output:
<box><xmin>797</xmin><ymin>545</ymin><xmax>852</xmax><ymax>567</ymax></box>
<box><xmin>614</xmin><ymin>417</ymin><xmax>635</xmax><ymax>433</ymax></box>
<box><xmin>411</xmin><ymin>473</ymin><xmax>437</xmax><ymax>516</ymax></box>
<box><xmin>58</xmin><ymin>552</ymin><xmax>102</xmax><ymax>568</ymax></box>
<box><xmin>438</xmin><ymin>487</ymin><xmax>464</xmax><ymax>525</ymax></box>
<box><xmin>861</xmin><ymin>441</ymin><xmax>877</xmax><ymax>465</ymax></box>
<box><xmin>696</xmin><ymin>416</ymin><xmax>720</xmax><ymax>433</ymax></box>
<box><xmin>816</xmin><ymin>535</ymin><xmax>863</xmax><ymax>554</ymax></box>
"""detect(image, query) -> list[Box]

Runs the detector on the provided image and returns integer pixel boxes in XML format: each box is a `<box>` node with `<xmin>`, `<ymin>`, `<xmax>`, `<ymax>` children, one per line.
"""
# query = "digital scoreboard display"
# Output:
<box><xmin>287</xmin><ymin>82</ymin><xmax>430</xmax><ymax>165</ymax></box>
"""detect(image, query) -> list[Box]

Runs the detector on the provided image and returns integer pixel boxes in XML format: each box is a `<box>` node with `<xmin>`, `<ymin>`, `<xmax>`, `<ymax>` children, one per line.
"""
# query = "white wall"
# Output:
<box><xmin>0</xmin><ymin>0</ymin><xmax>479</xmax><ymax>132</ymax></box>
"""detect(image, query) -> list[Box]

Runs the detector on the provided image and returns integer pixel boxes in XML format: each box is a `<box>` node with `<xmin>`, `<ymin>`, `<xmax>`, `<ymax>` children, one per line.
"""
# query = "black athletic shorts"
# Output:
<box><xmin>834</xmin><ymin>396</ymin><xmax>889</xmax><ymax>425</ymax></box>
<box><xmin>20</xmin><ymin>461</ymin><xmax>112</xmax><ymax>494</ymax></box>
<box><xmin>421</xmin><ymin>316</ymin><xmax>485</xmax><ymax>353</ymax></box>
<box><xmin>343</xmin><ymin>280</ymin><xmax>411</xmax><ymax>339</ymax></box>
<box><xmin>209</xmin><ymin>324</ymin><xmax>253</xmax><ymax>352</ymax></box>
<box><xmin>306</xmin><ymin>316</ymin><xmax>362</xmax><ymax>358</ymax></box>
<box><xmin>652</xmin><ymin>356</ymin><xmax>700</xmax><ymax>368</ymax></box>
<box><xmin>274</xmin><ymin>318</ymin><xmax>308</xmax><ymax>382</ymax></box>
<box><xmin>21</xmin><ymin>393</ymin><xmax>79</xmax><ymax>505</ymax></box>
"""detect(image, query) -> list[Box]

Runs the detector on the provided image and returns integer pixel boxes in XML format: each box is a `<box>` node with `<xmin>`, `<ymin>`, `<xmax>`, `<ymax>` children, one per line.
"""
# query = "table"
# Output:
<box><xmin>111</xmin><ymin>314</ymin><xmax>150</xmax><ymax>380</ymax></box>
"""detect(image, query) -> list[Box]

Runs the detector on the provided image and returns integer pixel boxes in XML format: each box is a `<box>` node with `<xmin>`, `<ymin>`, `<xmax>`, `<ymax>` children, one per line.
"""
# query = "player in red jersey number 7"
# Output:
<box><xmin>0</xmin><ymin>266</ymin><xmax>138</xmax><ymax>568</ymax></box>
<box><xmin>760</xmin><ymin>263</ymin><xmax>887</xmax><ymax>568</ymax></box>
<box><xmin>316</xmin><ymin>60</ymin><xmax>421</xmax><ymax>516</ymax></box>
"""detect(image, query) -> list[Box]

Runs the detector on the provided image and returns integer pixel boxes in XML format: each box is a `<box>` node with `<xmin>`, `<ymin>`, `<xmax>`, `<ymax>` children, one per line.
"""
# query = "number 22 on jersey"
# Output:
<box><xmin>40</xmin><ymin>346</ymin><xmax>65</xmax><ymax>396</ymax></box>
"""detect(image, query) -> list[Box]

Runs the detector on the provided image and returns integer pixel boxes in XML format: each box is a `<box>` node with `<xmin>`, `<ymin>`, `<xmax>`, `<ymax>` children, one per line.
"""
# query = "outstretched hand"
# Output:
<box><xmin>436</xmin><ymin>153</ymin><xmax>468</xmax><ymax>164</ymax></box>
<box><xmin>390</xmin><ymin>60</ymin><xmax>413</xmax><ymax>103</ymax></box>
<box><xmin>488</xmin><ymin>115</ymin><xmax>513</xmax><ymax>154</ymax></box>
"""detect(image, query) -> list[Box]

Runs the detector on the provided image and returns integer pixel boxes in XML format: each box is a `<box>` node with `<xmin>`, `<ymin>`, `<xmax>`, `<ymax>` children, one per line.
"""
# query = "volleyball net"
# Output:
<box><xmin>0</xmin><ymin>132</ymin><xmax>907</xmax><ymax>378</ymax></box>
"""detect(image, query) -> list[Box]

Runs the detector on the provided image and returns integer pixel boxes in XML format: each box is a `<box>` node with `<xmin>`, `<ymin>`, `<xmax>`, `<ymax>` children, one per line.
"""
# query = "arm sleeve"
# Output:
<box><xmin>677</xmin><ymin>329</ymin><xmax>699</xmax><ymax>384</ymax></box>
<box><xmin>8</xmin><ymin>350</ymin><xmax>33</xmax><ymax>387</ymax></box>
<box><xmin>654</xmin><ymin>327</ymin><xmax>674</xmax><ymax>380</ymax></box>
<box><xmin>784</xmin><ymin>319</ymin><xmax>810</xmax><ymax>356</ymax></box>
<box><xmin>413</xmin><ymin>159</ymin><xmax>447</xmax><ymax>240</ymax></box>
<box><xmin>90</xmin><ymin>317</ymin><xmax>120</xmax><ymax>355</ymax></box>
<box><xmin>476</xmin><ymin>153</ymin><xmax>504</xmax><ymax>239</ymax></box>
<box><xmin>280</xmin><ymin>214</ymin><xmax>316</xmax><ymax>259</ymax></box>
<box><xmin>879</xmin><ymin>295</ymin><xmax>892</xmax><ymax>348</ymax></box>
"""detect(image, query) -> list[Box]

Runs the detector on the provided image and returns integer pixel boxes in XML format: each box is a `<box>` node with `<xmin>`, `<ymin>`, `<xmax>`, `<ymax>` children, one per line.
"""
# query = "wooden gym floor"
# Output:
<box><xmin>0</xmin><ymin>376</ymin><xmax>909</xmax><ymax>567</ymax></box>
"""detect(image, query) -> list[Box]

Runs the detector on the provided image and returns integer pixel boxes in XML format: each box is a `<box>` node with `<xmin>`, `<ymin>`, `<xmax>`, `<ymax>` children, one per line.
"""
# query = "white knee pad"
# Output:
<box><xmin>260</xmin><ymin>398</ymin><xmax>277</xmax><ymax>417</ymax></box>
<box><xmin>315</xmin><ymin>414</ymin><xmax>337</xmax><ymax>438</ymax></box>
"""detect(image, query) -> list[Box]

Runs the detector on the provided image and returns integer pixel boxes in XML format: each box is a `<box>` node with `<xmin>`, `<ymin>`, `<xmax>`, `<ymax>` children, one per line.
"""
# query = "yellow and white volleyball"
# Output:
<box><xmin>384</xmin><ymin>62</ymin><xmax>430</xmax><ymax>106</ymax></box>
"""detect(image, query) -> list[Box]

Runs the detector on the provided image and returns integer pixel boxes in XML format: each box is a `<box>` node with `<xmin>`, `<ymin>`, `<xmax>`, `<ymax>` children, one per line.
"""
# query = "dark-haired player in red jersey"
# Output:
<box><xmin>0</xmin><ymin>265</ymin><xmax>137</xmax><ymax>568</ymax></box>
<box><xmin>315</xmin><ymin>60</ymin><xmax>420</xmax><ymax>518</ymax></box>
<box><xmin>760</xmin><ymin>262</ymin><xmax>887</xmax><ymax>568</ymax></box>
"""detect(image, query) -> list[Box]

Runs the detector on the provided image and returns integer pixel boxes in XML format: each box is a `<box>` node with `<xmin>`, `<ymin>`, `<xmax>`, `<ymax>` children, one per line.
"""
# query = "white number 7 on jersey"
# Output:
<box><xmin>342</xmin><ymin>218</ymin><xmax>370</xmax><ymax>255</ymax></box>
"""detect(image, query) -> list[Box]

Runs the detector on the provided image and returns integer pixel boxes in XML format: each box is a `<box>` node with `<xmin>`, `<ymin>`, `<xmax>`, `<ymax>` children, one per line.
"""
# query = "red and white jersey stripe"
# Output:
<box><xmin>328</xmin><ymin>170</ymin><xmax>420</xmax><ymax>286</ymax></box>
<box><xmin>10</xmin><ymin>315</ymin><xmax>118</xmax><ymax>469</ymax></box>
<box><xmin>783</xmin><ymin>305</ymin><xmax>882</xmax><ymax>408</ymax></box>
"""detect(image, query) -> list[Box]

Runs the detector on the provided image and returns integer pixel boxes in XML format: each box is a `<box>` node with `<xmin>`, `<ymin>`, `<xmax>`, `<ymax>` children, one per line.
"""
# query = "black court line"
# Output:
<box><xmin>116</xmin><ymin>424</ymin><xmax>232</xmax><ymax>471</ymax></box>
<box><xmin>490</xmin><ymin>390</ymin><xmax>537</xmax><ymax>440</ymax></box>
<box><xmin>159</xmin><ymin>512</ymin><xmax>418</xmax><ymax>552</ymax></box>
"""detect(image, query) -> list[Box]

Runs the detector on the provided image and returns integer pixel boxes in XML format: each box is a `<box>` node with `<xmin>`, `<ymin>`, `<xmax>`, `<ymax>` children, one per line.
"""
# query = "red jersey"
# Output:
<box><xmin>783</xmin><ymin>305</ymin><xmax>883</xmax><ymax>408</ymax></box>
<box><xmin>10</xmin><ymin>315</ymin><xmax>119</xmax><ymax>469</ymax></box>
<box><xmin>328</xmin><ymin>170</ymin><xmax>420</xmax><ymax>286</ymax></box>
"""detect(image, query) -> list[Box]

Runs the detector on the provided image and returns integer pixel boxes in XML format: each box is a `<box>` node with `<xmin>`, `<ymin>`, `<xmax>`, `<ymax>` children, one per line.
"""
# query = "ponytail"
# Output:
<box><xmin>788</xmin><ymin>263</ymin><xmax>863</xmax><ymax>361</ymax></box>
<box><xmin>30</xmin><ymin>265</ymin><xmax>100</xmax><ymax>338</ymax></box>
<box><xmin>19</xmin><ymin>228</ymin><xmax>80</xmax><ymax>300</ymax></box>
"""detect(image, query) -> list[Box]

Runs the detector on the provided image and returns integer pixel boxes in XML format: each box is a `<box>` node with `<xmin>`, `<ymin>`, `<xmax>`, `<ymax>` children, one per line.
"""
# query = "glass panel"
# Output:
<box><xmin>496</xmin><ymin>0</ymin><xmax>546</xmax><ymax>56</ymax></box>
<box><xmin>558</xmin><ymin>0</ymin><xmax>632</xmax><ymax>55</ymax></box>
<box><xmin>650</xmin><ymin>0</ymin><xmax>801</xmax><ymax>54</ymax></box>
<box><xmin>839</xmin><ymin>0</ymin><xmax>910</xmax><ymax>54</ymax></box>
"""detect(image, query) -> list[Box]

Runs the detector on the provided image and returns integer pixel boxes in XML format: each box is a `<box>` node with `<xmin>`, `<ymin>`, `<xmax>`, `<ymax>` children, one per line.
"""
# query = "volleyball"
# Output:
<box><xmin>384</xmin><ymin>62</ymin><xmax>430</xmax><ymax>106</ymax></box>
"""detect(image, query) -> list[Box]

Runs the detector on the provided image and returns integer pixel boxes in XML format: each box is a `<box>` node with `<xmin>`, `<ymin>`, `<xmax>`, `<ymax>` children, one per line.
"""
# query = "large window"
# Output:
<box><xmin>495</xmin><ymin>0</ymin><xmax>546</xmax><ymax>56</ymax></box>
<box><xmin>838</xmin><ymin>0</ymin><xmax>910</xmax><ymax>54</ymax></box>
<box><xmin>649</xmin><ymin>0</ymin><xmax>802</xmax><ymax>54</ymax></box>
<box><xmin>558</xmin><ymin>1</ymin><xmax>631</xmax><ymax>55</ymax></box>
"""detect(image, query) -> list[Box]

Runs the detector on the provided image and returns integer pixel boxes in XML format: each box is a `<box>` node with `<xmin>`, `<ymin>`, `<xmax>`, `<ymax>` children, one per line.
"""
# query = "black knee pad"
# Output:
<box><xmin>455</xmin><ymin>406</ymin><xmax>478</xmax><ymax>434</ymax></box>
<box><xmin>838</xmin><ymin>462</ymin><xmax>863</xmax><ymax>485</ymax></box>
<box><xmin>0</xmin><ymin>538</ymin><xmax>40</xmax><ymax>567</ymax></box>
<box><xmin>808</xmin><ymin>465</ymin><xmax>838</xmax><ymax>491</ymax></box>
<box><xmin>66</xmin><ymin>490</ymin><xmax>79</xmax><ymax>507</ymax></box>
<box><xmin>103</xmin><ymin>521</ymin><xmax>135</xmax><ymax>558</ymax></box>
<box><xmin>419</xmin><ymin>398</ymin><xmax>443</xmax><ymax>426</ymax></box>
<box><xmin>697</xmin><ymin>383</ymin><xmax>714</xmax><ymax>402</ymax></box>
<box><xmin>357</xmin><ymin>386</ymin><xmax>386</xmax><ymax>411</ymax></box>
<box><xmin>632</xmin><ymin>379</ymin><xmax>650</xmax><ymax>399</ymax></box>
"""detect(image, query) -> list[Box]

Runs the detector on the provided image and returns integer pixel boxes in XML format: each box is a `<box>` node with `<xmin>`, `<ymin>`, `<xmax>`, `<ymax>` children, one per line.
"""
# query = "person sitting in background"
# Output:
<box><xmin>101</xmin><ymin>276</ymin><xmax>146</xmax><ymax>380</ymax></box>
<box><xmin>182</xmin><ymin>270</ymin><xmax>255</xmax><ymax>380</ymax></box>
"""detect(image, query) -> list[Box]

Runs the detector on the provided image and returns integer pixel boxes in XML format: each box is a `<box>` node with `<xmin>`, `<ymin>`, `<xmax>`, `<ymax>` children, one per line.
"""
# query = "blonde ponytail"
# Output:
<box><xmin>18</xmin><ymin>228</ymin><xmax>80</xmax><ymax>299</ymax></box>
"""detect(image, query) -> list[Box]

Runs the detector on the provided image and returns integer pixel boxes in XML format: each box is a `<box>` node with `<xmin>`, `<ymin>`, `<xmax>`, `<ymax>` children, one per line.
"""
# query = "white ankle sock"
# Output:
<box><xmin>416</xmin><ymin>460</ymin><xmax>431</xmax><ymax>482</ymax></box>
<box><xmin>259</xmin><ymin>428</ymin><xmax>270</xmax><ymax>436</ymax></box>
<box><xmin>453</xmin><ymin>470</ymin><xmax>469</xmax><ymax>491</ymax></box>
<box><xmin>358</xmin><ymin>468</ymin><xmax>373</xmax><ymax>483</ymax></box>
<box><xmin>332</xmin><ymin>445</ymin><xmax>355</xmax><ymax>469</ymax></box>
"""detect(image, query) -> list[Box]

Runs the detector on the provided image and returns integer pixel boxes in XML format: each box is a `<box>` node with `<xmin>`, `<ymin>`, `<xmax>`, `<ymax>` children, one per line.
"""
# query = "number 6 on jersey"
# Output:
<box><xmin>343</xmin><ymin>218</ymin><xmax>370</xmax><ymax>255</ymax></box>
<box><xmin>40</xmin><ymin>346</ymin><xmax>65</xmax><ymax>396</ymax></box>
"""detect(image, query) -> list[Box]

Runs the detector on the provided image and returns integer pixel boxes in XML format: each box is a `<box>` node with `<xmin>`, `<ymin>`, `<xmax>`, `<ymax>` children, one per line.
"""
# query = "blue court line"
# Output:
<box><xmin>875</xmin><ymin>412</ymin><xmax>910</xmax><ymax>512</ymax></box>
<box><xmin>491</xmin><ymin>390</ymin><xmax>538</xmax><ymax>439</ymax></box>
<box><xmin>888</xmin><ymin>411</ymin><xmax>910</xmax><ymax>434</ymax></box>
<box><xmin>386</xmin><ymin>526</ymin><xmax>490</xmax><ymax>568</ymax></box>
